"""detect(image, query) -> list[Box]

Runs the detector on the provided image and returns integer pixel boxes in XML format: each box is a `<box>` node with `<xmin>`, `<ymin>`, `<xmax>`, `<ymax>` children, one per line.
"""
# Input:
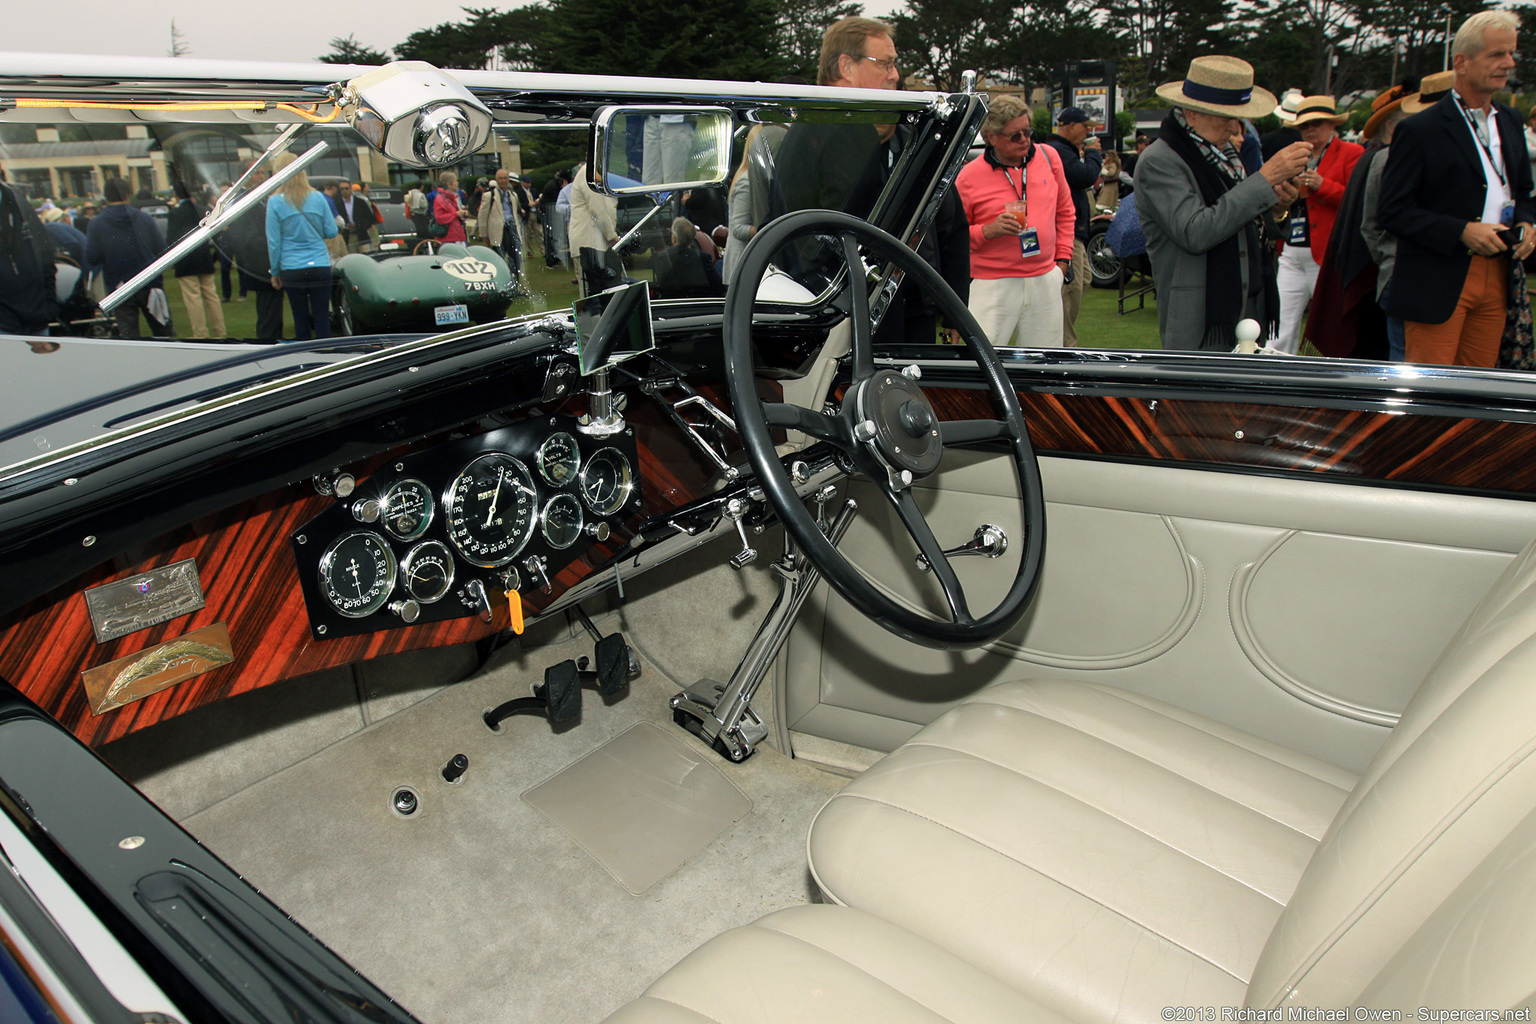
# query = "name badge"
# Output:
<box><xmin>1502</xmin><ymin>200</ymin><xmax>1516</xmax><ymax>227</ymax></box>
<box><xmin>1289</xmin><ymin>215</ymin><xmax>1309</xmax><ymax>246</ymax></box>
<box><xmin>1018</xmin><ymin>227</ymin><xmax>1042</xmax><ymax>257</ymax></box>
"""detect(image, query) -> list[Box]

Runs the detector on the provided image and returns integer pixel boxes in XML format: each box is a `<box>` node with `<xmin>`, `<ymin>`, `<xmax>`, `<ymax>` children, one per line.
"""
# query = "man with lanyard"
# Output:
<box><xmin>1272</xmin><ymin>96</ymin><xmax>1362</xmax><ymax>354</ymax></box>
<box><xmin>1379</xmin><ymin>10</ymin><xmax>1536</xmax><ymax>367</ymax></box>
<box><xmin>479</xmin><ymin>168</ymin><xmax>524</xmax><ymax>278</ymax></box>
<box><xmin>956</xmin><ymin>93</ymin><xmax>1077</xmax><ymax>346</ymax></box>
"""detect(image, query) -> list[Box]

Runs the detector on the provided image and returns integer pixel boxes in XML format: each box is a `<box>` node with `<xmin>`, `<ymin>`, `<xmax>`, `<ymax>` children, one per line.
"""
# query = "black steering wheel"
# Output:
<box><xmin>723</xmin><ymin>209</ymin><xmax>1046</xmax><ymax>649</ymax></box>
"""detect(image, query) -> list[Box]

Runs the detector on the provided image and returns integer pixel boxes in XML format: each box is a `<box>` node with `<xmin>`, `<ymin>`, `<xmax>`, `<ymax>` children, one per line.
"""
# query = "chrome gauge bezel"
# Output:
<box><xmin>443</xmin><ymin>451</ymin><xmax>538</xmax><ymax>568</ymax></box>
<box><xmin>537</xmin><ymin>431</ymin><xmax>582</xmax><ymax>487</ymax></box>
<box><xmin>317</xmin><ymin>530</ymin><xmax>398</xmax><ymax>619</ymax></box>
<box><xmin>541</xmin><ymin>493</ymin><xmax>584</xmax><ymax>550</ymax></box>
<box><xmin>579</xmin><ymin>448</ymin><xmax>634</xmax><ymax>517</ymax></box>
<box><xmin>381</xmin><ymin>477</ymin><xmax>435</xmax><ymax>541</ymax></box>
<box><xmin>399</xmin><ymin>540</ymin><xmax>456</xmax><ymax>604</ymax></box>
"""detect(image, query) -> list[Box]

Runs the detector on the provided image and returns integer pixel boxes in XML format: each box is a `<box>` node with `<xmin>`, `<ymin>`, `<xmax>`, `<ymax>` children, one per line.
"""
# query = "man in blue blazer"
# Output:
<box><xmin>1378</xmin><ymin>11</ymin><xmax>1536</xmax><ymax>367</ymax></box>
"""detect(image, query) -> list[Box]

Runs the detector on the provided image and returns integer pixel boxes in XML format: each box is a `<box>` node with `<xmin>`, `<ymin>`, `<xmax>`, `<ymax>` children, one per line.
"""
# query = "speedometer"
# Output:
<box><xmin>318</xmin><ymin>531</ymin><xmax>397</xmax><ymax>619</ymax></box>
<box><xmin>444</xmin><ymin>452</ymin><xmax>537</xmax><ymax>567</ymax></box>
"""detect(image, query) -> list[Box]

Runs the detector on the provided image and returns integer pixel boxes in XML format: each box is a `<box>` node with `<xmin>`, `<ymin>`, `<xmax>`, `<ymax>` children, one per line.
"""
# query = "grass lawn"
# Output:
<box><xmin>158</xmin><ymin>256</ymin><xmax>1161</xmax><ymax>350</ymax></box>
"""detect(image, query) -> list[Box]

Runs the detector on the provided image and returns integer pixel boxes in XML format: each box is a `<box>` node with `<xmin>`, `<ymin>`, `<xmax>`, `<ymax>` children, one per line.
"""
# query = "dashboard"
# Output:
<box><xmin>291</xmin><ymin>416</ymin><xmax>643</xmax><ymax>640</ymax></box>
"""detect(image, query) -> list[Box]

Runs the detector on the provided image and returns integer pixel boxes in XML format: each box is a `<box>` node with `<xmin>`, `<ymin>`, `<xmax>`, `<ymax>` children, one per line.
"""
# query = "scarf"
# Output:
<box><xmin>1159</xmin><ymin>110</ymin><xmax>1278</xmax><ymax>347</ymax></box>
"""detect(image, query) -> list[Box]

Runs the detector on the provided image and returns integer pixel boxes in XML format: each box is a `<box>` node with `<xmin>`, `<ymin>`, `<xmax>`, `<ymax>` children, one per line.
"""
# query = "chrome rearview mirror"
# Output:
<box><xmin>590</xmin><ymin>106</ymin><xmax>734</xmax><ymax>197</ymax></box>
<box><xmin>337</xmin><ymin>61</ymin><xmax>493</xmax><ymax>168</ymax></box>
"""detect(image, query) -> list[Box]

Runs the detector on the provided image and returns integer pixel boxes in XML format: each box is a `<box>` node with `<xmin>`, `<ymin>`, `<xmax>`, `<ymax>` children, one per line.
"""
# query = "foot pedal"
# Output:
<box><xmin>593</xmin><ymin>634</ymin><xmax>632</xmax><ymax>696</ymax></box>
<box><xmin>542</xmin><ymin>660</ymin><xmax>583</xmax><ymax>724</ymax></box>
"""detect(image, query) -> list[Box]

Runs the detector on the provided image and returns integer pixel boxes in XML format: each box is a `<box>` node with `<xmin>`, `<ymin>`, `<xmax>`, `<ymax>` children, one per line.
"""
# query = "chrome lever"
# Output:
<box><xmin>724</xmin><ymin>498</ymin><xmax>757</xmax><ymax>569</ymax></box>
<box><xmin>915</xmin><ymin>524</ymin><xmax>1008</xmax><ymax>573</ymax></box>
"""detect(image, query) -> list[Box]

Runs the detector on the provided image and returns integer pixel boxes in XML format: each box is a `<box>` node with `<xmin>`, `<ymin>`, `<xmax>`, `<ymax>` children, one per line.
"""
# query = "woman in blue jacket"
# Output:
<box><xmin>266</xmin><ymin>151</ymin><xmax>338</xmax><ymax>340</ymax></box>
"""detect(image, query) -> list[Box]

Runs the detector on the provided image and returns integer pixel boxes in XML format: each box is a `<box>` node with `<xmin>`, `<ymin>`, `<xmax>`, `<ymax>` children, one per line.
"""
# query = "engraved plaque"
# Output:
<box><xmin>83</xmin><ymin>559</ymin><xmax>205</xmax><ymax>644</ymax></box>
<box><xmin>81</xmin><ymin>623</ymin><xmax>234</xmax><ymax>715</ymax></box>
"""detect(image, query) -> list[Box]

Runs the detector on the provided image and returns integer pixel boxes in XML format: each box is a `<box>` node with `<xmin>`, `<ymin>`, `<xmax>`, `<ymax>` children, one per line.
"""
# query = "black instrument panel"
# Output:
<box><xmin>292</xmin><ymin>416</ymin><xmax>642</xmax><ymax>639</ymax></box>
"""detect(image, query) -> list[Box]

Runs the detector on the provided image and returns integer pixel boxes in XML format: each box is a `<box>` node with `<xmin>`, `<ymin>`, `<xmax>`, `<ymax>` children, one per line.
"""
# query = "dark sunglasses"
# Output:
<box><xmin>1002</xmin><ymin>129</ymin><xmax>1032</xmax><ymax>143</ymax></box>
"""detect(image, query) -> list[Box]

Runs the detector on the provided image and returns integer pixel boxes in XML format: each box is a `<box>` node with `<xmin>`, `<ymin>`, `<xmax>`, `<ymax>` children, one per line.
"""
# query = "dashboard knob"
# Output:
<box><xmin>586</xmin><ymin>521</ymin><xmax>612</xmax><ymax>541</ymax></box>
<box><xmin>900</xmin><ymin>363</ymin><xmax>922</xmax><ymax>380</ymax></box>
<box><xmin>314</xmin><ymin>471</ymin><xmax>356</xmax><ymax>498</ymax></box>
<box><xmin>390</xmin><ymin>599</ymin><xmax>421</xmax><ymax>623</ymax></box>
<box><xmin>351</xmin><ymin>498</ymin><xmax>381</xmax><ymax>523</ymax></box>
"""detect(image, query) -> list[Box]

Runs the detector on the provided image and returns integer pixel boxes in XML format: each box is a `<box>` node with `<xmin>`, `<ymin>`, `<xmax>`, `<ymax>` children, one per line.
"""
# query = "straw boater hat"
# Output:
<box><xmin>1274</xmin><ymin>89</ymin><xmax>1305</xmax><ymax>123</ymax></box>
<box><xmin>1290</xmin><ymin>96</ymin><xmax>1348</xmax><ymax>127</ymax></box>
<box><xmin>1402</xmin><ymin>70</ymin><xmax>1455</xmax><ymax>114</ymax></box>
<box><xmin>1156</xmin><ymin>56</ymin><xmax>1277</xmax><ymax>119</ymax></box>
<box><xmin>1363</xmin><ymin>82</ymin><xmax>1419</xmax><ymax>141</ymax></box>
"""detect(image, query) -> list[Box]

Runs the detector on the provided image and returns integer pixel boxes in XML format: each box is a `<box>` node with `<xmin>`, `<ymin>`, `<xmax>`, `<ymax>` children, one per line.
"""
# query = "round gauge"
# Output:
<box><xmin>542</xmin><ymin>493</ymin><xmax>585</xmax><ymax>550</ymax></box>
<box><xmin>318</xmin><ymin>530</ymin><xmax>397</xmax><ymax>619</ymax></box>
<box><xmin>444</xmin><ymin>452</ymin><xmax>537</xmax><ymax>568</ymax></box>
<box><xmin>537</xmin><ymin>432</ymin><xmax>582</xmax><ymax>487</ymax></box>
<box><xmin>381</xmin><ymin>478</ymin><xmax>435</xmax><ymax>541</ymax></box>
<box><xmin>399</xmin><ymin>541</ymin><xmax>456</xmax><ymax>604</ymax></box>
<box><xmin>580</xmin><ymin>448</ymin><xmax>634</xmax><ymax>517</ymax></box>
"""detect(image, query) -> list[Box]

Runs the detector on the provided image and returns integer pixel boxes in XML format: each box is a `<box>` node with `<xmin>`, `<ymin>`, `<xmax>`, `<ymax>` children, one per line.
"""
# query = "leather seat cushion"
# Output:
<box><xmin>807</xmin><ymin>679</ymin><xmax>1359</xmax><ymax>1024</ymax></box>
<box><xmin>601</xmin><ymin>904</ymin><xmax>1073</xmax><ymax>1024</ymax></box>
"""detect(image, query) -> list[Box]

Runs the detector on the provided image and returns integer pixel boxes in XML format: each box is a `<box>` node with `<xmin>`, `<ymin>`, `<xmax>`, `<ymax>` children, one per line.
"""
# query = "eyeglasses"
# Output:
<box><xmin>852</xmin><ymin>54</ymin><xmax>899</xmax><ymax>73</ymax></box>
<box><xmin>1002</xmin><ymin>129</ymin><xmax>1032</xmax><ymax>143</ymax></box>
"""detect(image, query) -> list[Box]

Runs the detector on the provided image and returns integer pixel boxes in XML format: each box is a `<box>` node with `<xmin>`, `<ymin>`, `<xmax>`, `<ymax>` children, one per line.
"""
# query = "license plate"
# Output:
<box><xmin>434</xmin><ymin>304</ymin><xmax>470</xmax><ymax>326</ymax></box>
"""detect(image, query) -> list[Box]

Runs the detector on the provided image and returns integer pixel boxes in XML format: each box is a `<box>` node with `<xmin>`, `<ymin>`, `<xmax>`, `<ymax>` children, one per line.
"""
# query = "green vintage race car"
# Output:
<box><xmin>332</xmin><ymin>242</ymin><xmax>519</xmax><ymax>335</ymax></box>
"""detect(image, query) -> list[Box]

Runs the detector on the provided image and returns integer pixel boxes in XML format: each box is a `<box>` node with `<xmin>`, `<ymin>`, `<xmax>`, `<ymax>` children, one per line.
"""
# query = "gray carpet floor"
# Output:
<box><xmin>108</xmin><ymin>548</ymin><xmax>849</xmax><ymax>1024</ymax></box>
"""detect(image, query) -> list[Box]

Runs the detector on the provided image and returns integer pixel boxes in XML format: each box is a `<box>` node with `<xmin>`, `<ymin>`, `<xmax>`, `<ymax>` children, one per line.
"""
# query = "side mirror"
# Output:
<box><xmin>589</xmin><ymin>106</ymin><xmax>734</xmax><ymax>197</ymax></box>
<box><xmin>337</xmin><ymin>61</ymin><xmax>493</xmax><ymax>168</ymax></box>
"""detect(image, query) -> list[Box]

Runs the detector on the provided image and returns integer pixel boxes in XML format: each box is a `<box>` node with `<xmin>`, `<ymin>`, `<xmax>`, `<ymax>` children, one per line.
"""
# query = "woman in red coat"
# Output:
<box><xmin>1273</xmin><ymin>96</ymin><xmax>1363</xmax><ymax>352</ymax></box>
<box><xmin>433</xmin><ymin>170</ymin><xmax>468</xmax><ymax>244</ymax></box>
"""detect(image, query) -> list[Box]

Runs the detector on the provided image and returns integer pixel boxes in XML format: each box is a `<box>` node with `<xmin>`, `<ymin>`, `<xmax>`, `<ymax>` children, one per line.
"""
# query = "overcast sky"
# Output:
<box><xmin>8</xmin><ymin>0</ymin><xmax>899</xmax><ymax>66</ymax></box>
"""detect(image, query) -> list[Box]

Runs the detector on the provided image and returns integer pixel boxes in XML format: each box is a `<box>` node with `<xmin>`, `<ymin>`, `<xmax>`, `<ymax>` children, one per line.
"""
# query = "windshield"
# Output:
<box><xmin>1</xmin><ymin>104</ymin><xmax>921</xmax><ymax>347</ymax></box>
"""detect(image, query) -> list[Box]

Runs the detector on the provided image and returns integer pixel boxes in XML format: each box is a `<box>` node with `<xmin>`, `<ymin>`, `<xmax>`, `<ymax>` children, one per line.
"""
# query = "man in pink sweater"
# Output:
<box><xmin>956</xmin><ymin>94</ymin><xmax>1077</xmax><ymax>347</ymax></box>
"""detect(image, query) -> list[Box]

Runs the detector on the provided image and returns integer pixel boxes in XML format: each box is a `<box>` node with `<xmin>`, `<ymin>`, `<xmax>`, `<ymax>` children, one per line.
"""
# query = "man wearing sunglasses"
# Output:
<box><xmin>957</xmin><ymin>94</ymin><xmax>1077</xmax><ymax>347</ymax></box>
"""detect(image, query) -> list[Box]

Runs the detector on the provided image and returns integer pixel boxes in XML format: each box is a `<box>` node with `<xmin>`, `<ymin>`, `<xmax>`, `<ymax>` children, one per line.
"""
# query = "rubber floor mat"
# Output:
<box><xmin>522</xmin><ymin>722</ymin><xmax>752</xmax><ymax>894</ymax></box>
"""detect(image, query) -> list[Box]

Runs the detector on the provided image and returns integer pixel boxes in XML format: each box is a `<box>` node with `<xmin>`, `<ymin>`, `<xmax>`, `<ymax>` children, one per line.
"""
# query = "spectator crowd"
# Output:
<box><xmin>4</xmin><ymin>10</ymin><xmax>1536</xmax><ymax>369</ymax></box>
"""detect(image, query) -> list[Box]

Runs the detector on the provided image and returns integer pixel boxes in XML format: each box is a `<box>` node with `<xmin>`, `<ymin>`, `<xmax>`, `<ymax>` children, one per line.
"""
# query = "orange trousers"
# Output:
<box><xmin>1404</xmin><ymin>254</ymin><xmax>1507</xmax><ymax>367</ymax></box>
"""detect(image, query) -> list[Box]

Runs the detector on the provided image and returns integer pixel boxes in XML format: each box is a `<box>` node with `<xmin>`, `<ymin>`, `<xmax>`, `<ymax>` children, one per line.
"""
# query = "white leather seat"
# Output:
<box><xmin>605</xmin><ymin>536</ymin><xmax>1536</xmax><ymax>1022</ymax></box>
<box><xmin>807</xmin><ymin>679</ymin><xmax>1356</xmax><ymax>1020</ymax></box>
<box><xmin>602</xmin><ymin>904</ymin><xmax>1074</xmax><ymax>1024</ymax></box>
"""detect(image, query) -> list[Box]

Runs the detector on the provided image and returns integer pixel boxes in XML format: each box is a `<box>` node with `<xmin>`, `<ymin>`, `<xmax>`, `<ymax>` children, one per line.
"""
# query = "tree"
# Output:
<box><xmin>168</xmin><ymin>19</ymin><xmax>190</xmax><ymax>58</ymax></box>
<box><xmin>395</xmin><ymin>8</ymin><xmax>521</xmax><ymax>70</ymax></box>
<box><xmin>889</xmin><ymin>0</ymin><xmax>1012</xmax><ymax>91</ymax></box>
<box><xmin>535</xmin><ymin>0</ymin><xmax>792</xmax><ymax>81</ymax></box>
<box><xmin>318</xmin><ymin>35</ymin><xmax>392</xmax><ymax>65</ymax></box>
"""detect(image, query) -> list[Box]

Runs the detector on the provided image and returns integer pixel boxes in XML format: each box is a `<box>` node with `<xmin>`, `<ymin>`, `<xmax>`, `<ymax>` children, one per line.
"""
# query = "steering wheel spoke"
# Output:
<box><xmin>940</xmin><ymin>418</ymin><xmax>1010</xmax><ymax>445</ymax></box>
<box><xmin>839</xmin><ymin>232</ymin><xmax>877</xmax><ymax>384</ymax></box>
<box><xmin>762</xmin><ymin>401</ymin><xmax>851</xmax><ymax>448</ymax></box>
<box><xmin>890</xmin><ymin>489</ymin><xmax>972</xmax><ymax>624</ymax></box>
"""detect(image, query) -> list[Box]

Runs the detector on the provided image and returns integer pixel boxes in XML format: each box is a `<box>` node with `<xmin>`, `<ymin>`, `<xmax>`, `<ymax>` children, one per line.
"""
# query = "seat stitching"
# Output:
<box><xmin>952</xmin><ymin>696</ymin><xmax>1351</xmax><ymax>815</ymax></box>
<box><xmin>969</xmin><ymin>687</ymin><xmax>1354</xmax><ymax>794</ymax></box>
<box><xmin>827</xmin><ymin>789</ymin><xmax>1252</xmax><ymax>985</ymax></box>
<box><xmin>904</xmin><ymin>720</ymin><xmax>1324</xmax><ymax>845</ymax></box>
<box><xmin>894</xmin><ymin>739</ymin><xmax>1294</xmax><ymax>905</ymax></box>
<box><xmin>756</xmin><ymin>918</ymin><xmax>1022</xmax><ymax>1020</ymax></box>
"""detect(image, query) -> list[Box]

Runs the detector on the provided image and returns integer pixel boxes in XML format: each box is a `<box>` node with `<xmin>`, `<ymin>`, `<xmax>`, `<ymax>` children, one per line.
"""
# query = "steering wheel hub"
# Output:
<box><xmin>853</xmin><ymin>369</ymin><xmax>943</xmax><ymax>477</ymax></box>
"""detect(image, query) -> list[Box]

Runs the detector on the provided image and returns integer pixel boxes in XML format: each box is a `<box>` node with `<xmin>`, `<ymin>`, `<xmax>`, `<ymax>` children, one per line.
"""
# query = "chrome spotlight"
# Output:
<box><xmin>338</xmin><ymin>61</ymin><xmax>493</xmax><ymax>168</ymax></box>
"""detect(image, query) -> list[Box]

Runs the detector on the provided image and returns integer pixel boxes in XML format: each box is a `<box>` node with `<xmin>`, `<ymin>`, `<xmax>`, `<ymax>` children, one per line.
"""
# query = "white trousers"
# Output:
<box><xmin>1274</xmin><ymin>242</ymin><xmax>1320</xmax><ymax>354</ymax></box>
<box><xmin>968</xmin><ymin>268</ymin><xmax>1065</xmax><ymax>348</ymax></box>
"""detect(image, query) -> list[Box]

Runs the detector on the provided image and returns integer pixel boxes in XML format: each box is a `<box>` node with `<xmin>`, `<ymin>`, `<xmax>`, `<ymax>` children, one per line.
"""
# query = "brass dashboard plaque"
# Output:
<box><xmin>83</xmin><ymin>558</ymin><xmax>205</xmax><ymax>644</ymax></box>
<box><xmin>81</xmin><ymin>623</ymin><xmax>234</xmax><ymax>715</ymax></box>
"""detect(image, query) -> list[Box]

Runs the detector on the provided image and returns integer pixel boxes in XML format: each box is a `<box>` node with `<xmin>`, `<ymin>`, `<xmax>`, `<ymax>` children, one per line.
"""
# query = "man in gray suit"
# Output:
<box><xmin>1137</xmin><ymin>56</ymin><xmax>1311</xmax><ymax>349</ymax></box>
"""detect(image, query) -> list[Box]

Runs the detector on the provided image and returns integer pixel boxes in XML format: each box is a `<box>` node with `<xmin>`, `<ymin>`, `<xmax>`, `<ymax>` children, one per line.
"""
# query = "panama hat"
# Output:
<box><xmin>1402</xmin><ymin>70</ymin><xmax>1454</xmax><ymax>114</ymax></box>
<box><xmin>1290</xmin><ymin>96</ymin><xmax>1348</xmax><ymax>127</ymax></box>
<box><xmin>1363</xmin><ymin>82</ymin><xmax>1419</xmax><ymax>141</ymax></box>
<box><xmin>1156</xmin><ymin>56</ymin><xmax>1277</xmax><ymax>119</ymax></box>
<box><xmin>1274</xmin><ymin>89</ymin><xmax>1305</xmax><ymax>123</ymax></box>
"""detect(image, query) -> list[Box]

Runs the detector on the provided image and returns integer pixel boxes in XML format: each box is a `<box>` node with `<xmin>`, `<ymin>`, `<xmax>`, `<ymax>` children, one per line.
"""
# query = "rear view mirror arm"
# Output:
<box><xmin>614</xmin><ymin>192</ymin><xmax>671</xmax><ymax>252</ymax></box>
<box><xmin>208</xmin><ymin>122</ymin><xmax>312</xmax><ymax>222</ymax></box>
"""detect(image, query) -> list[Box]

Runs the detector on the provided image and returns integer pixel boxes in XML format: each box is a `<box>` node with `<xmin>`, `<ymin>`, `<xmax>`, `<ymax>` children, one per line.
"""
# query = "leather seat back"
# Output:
<box><xmin>1248</xmin><ymin>540</ymin><xmax>1536</xmax><ymax>1007</ymax></box>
